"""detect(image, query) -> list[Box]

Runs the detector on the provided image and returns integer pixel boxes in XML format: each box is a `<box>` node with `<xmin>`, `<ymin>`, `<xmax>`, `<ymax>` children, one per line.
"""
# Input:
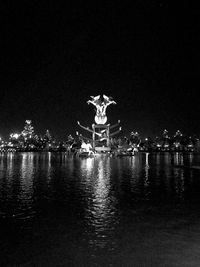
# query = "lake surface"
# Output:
<box><xmin>1</xmin><ymin>152</ymin><xmax>200</xmax><ymax>266</ymax></box>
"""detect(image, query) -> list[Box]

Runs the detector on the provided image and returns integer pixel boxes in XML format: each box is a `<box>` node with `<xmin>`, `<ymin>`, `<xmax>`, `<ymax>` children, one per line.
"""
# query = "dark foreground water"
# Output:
<box><xmin>1</xmin><ymin>152</ymin><xmax>200</xmax><ymax>266</ymax></box>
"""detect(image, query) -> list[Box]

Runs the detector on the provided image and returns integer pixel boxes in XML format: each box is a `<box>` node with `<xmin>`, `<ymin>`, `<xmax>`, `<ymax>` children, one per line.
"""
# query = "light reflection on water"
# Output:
<box><xmin>80</xmin><ymin>156</ymin><xmax>118</xmax><ymax>251</ymax></box>
<box><xmin>0</xmin><ymin>152</ymin><xmax>198</xmax><ymax>218</ymax></box>
<box><xmin>19</xmin><ymin>153</ymin><xmax>34</xmax><ymax>204</ymax></box>
<box><xmin>1</xmin><ymin>152</ymin><xmax>200</xmax><ymax>265</ymax></box>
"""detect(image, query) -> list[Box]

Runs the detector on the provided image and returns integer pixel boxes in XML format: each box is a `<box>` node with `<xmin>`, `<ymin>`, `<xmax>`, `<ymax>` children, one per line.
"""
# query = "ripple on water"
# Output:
<box><xmin>1</xmin><ymin>152</ymin><xmax>200</xmax><ymax>266</ymax></box>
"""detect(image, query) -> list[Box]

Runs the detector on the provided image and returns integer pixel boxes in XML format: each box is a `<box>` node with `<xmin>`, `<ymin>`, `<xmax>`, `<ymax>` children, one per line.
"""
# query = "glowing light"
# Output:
<box><xmin>10</xmin><ymin>133</ymin><xmax>20</xmax><ymax>139</ymax></box>
<box><xmin>8</xmin><ymin>142</ymin><xmax>13</xmax><ymax>146</ymax></box>
<box><xmin>87</xmin><ymin>95</ymin><xmax>116</xmax><ymax>125</ymax></box>
<box><xmin>95</xmin><ymin>115</ymin><xmax>107</xmax><ymax>124</ymax></box>
<box><xmin>81</xmin><ymin>141</ymin><xmax>92</xmax><ymax>152</ymax></box>
<box><xmin>25</xmin><ymin>120</ymin><xmax>31</xmax><ymax>125</ymax></box>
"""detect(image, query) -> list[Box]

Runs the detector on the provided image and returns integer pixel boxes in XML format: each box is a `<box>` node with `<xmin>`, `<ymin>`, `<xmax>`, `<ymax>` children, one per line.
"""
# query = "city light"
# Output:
<box><xmin>0</xmin><ymin>117</ymin><xmax>199</xmax><ymax>153</ymax></box>
<box><xmin>10</xmin><ymin>133</ymin><xmax>20</xmax><ymax>139</ymax></box>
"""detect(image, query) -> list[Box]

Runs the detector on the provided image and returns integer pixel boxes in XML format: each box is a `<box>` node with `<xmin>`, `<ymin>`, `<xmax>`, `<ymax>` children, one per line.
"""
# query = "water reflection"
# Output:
<box><xmin>92</xmin><ymin>158</ymin><xmax>111</xmax><ymax>224</ymax></box>
<box><xmin>80</xmin><ymin>157</ymin><xmax>94</xmax><ymax>179</ymax></box>
<box><xmin>80</xmin><ymin>156</ymin><xmax>118</xmax><ymax>250</ymax></box>
<box><xmin>0</xmin><ymin>152</ymin><xmax>197</xmax><ymax>212</ymax></box>
<box><xmin>174</xmin><ymin>152</ymin><xmax>183</xmax><ymax>165</ymax></box>
<box><xmin>19</xmin><ymin>153</ymin><xmax>34</xmax><ymax>204</ymax></box>
<box><xmin>1</xmin><ymin>152</ymin><xmax>200</xmax><ymax>266</ymax></box>
<box><xmin>144</xmin><ymin>153</ymin><xmax>150</xmax><ymax>188</ymax></box>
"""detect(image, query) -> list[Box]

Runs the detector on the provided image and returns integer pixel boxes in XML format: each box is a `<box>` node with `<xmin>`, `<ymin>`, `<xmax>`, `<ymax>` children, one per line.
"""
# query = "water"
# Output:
<box><xmin>1</xmin><ymin>152</ymin><xmax>200</xmax><ymax>266</ymax></box>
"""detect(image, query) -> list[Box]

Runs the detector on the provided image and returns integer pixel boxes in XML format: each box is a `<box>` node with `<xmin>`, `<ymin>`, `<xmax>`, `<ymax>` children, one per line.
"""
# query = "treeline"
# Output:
<box><xmin>0</xmin><ymin>121</ymin><xmax>199</xmax><ymax>153</ymax></box>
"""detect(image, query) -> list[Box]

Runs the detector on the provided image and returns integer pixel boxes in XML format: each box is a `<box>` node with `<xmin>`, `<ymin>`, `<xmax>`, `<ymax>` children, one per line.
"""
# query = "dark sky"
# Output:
<box><xmin>0</xmin><ymin>1</ymin><xmax>200</xmax><ymax>140</ymax></box>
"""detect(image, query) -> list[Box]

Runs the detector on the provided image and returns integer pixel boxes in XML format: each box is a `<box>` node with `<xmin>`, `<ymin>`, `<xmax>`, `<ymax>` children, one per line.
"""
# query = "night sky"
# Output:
<box><xmin>1</xmin><ymin>2</ymin><xmax>199</xmax><ymax>140</ymax></box>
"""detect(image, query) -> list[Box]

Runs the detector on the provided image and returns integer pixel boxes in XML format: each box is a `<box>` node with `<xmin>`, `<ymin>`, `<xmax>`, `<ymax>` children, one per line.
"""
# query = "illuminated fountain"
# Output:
<box><xmin>77</xmin><ymin>95</ymin><xmax>121</xmax><ymax>152</ymax></box>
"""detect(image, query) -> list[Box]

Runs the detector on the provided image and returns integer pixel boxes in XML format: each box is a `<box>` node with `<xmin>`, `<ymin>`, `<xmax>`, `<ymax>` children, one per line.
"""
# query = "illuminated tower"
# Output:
<box><xmin>77</xmin><ymin>95</ymin><xmax>121</xmax><ymax>152</ymax></box>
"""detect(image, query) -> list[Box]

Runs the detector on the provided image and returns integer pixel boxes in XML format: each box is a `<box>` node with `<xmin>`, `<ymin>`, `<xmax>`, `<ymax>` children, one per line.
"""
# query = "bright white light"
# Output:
<box><xmin>8</xmin><ymin>142</ymin><xmax>13</xmax><ymax>146</ymax></box>
<box><xmin>25</xmin><ymin>120</ymin><xmax>31</xmax><ymax>125</ymax></box>
<box><xmin>95</xmin><ymin>115</ymin><xmax>107</xmax><ymax>124</ymax></box>
<box><xmin>13</xmin><ymin>133</ymin><xmax>20</xmax><ymax>139</ymax></box>
<box><xmin>81</xmin><ymin>141</ymin><xmax>92</xmax><ymax>152</ymax></box>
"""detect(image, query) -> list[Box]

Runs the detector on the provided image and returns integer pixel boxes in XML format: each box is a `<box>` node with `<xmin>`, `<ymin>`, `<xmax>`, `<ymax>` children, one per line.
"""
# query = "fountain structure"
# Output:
<box><xmin>77</xmin><ymin>95</ymin><xmax>121</xmax><ymax>152</ymax></box>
